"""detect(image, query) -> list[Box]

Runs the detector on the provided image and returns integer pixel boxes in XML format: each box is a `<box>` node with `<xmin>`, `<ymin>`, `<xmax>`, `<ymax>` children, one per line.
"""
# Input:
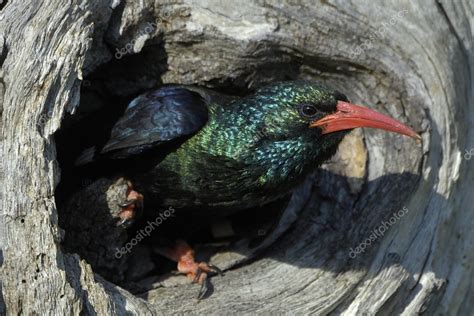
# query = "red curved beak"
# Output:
<box><xmin>310</xmin><ymin>101</ymin><xmax>421</xmax><ymax>140</ymax></box>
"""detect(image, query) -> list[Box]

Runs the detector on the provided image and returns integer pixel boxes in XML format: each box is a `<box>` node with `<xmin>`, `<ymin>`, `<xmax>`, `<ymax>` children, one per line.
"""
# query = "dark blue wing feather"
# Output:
<box><xmin>101</xmin><ymin>86</ymin><xmax>208</xmax><ymax>154</ymax></box>
<box><xmin>75</xmin><ymin>86</ymin><xmax>208</xmax><ymax>165</ymax></box>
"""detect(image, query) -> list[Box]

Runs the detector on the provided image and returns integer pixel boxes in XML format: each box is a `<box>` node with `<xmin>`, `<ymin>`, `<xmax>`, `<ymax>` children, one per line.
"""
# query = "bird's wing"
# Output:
<box><xmin>75</xmin><ymin>86</ymin><xmax>209</xmax><ymax>165</ymax></box>
<box><xmin>102</xmin><ymin>86</ymin><xmax>208</xmax><ymax>153</ymax></box>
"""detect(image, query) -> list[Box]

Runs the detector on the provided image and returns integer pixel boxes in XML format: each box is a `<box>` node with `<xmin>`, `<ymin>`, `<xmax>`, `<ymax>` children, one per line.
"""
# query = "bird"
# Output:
<box><xmin>76</xmin><ymin>80</ymin><xmax>420</xmax><ymax>298</ymax></box>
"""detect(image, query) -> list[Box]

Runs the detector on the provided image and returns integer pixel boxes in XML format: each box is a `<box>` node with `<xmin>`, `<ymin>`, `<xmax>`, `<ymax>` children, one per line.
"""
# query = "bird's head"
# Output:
<box><xmin>248</xmin><ymin>80</ymin><xmax>420</xmax><ymax>149</ymax></box>
<box><xmin>225</xmin><ymin>80</ymin><xmax>421</xmax><ymax>181</ymax></box>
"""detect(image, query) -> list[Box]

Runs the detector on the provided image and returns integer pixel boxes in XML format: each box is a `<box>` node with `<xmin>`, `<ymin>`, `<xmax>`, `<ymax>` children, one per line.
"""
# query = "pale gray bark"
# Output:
<box><xmin>0</xmin><ymin>0</ymin><xmax>473</xmax><ymax>315</ymax></box>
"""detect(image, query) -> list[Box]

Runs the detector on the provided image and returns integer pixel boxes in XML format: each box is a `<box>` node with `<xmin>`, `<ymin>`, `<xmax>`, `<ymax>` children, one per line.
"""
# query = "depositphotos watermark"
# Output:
<box><xmin>349</xmin><ymin>9</ymin><xmax>408</xmax><ymax>59</ymax></box>
<box><xmin>230</xmin><ymin>120</ymin><xmax>279</xmax><ymax>159</ymax></box>
<box><xmin>464</xmin><ymin>149</ymin><xmax>474</xmax><ymax>160</ymax></box>
<box><xmin>114</xmin><ymin>11</ymin><xmax>171</xmax><ymax>59</ymax></box>
<box><xmin>115</xmin><ymin>207</ymin><xmax>175</xmax><ymax>258</ymax></box>
<box><xmin>349</xmin><ymin>206</ymin><xmax>409</xmax><ymax>259</ymax></box>
<box><xmin>231</xmin><ymin>125</ymin><xmax>270</xmax><ymax>158</ymax></box>
<box><xmin>115</xmin><ymin>21</ymin><xmax>160</xmax><ymax>59</ymax></box>
<box><xmin>37</xmin><ymin>110</ymin><xmax>54</xmax><ymax>128</ymax></box>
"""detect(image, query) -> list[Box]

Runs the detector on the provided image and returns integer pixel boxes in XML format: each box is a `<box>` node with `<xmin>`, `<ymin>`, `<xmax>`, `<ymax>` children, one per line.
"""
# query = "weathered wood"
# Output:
<box><xmin>0</xmin><ymin>0</ymin><xmax>473</xmax><ymax>314</ymax></box>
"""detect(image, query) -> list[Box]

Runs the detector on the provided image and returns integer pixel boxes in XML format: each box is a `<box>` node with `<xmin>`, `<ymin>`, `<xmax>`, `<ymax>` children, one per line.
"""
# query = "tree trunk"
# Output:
<box><xmin>0</xmin><ymin>0</ymin><xmax>473</xmax><ymax>314</ymax></box>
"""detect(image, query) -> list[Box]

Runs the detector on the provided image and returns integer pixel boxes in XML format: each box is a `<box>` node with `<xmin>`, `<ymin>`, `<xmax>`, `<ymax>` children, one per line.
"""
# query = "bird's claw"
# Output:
<box><xmin>207</xmin><ymin>263</ymin><xmax>224</xmax><ymax>275</ymax></box>
<box><xmin>118</xmin><ymin>199</ymin><xmax>135</xmax><ymax>207</ymax></box>
<box><xmin>162</xmin><ymin>240</ymin><xmax>222</xmax><ymax>299</ymax></box>
<box><xmin>193</xmin><ymin>264</ymin><xmax>223</xmax><ymax>300</ymax></box>
<box><xmin>116</xmin><ymin>182</ymin><xmax>143</xmax><ymax>227</ymax></box>
<box><xmin>197</xmin><ymin>277</ymin><xmax>211</xmax><ymax>300</ymax></box>
<box><xmin>191</xmin><ymin>264</ymin><xmax>222</xmax><ymax>284</ymax></box>
<box><xmin>187</xmin><ymin>262</ymin><xmax>222</xmax><ymax>300</ymax></box>
<box><xmin>192</xmin><ymin>268</ymin><xmax>203</xmax><ymax>284</ymax></box>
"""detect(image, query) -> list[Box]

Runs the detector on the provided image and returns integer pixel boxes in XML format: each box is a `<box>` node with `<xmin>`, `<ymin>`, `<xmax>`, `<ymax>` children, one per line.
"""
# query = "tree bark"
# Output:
<box><xmin>0</xmin><ymin>0</ymin><xmax>473</xmax><ymax>314</ymax></box>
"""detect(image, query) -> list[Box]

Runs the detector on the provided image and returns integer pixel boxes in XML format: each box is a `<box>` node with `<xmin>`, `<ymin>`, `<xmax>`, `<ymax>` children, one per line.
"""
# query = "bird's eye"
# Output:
<box><xmin>299</xmin><ymin>104</ymin><xmax>319</xmax><ymax>118</ymax></box>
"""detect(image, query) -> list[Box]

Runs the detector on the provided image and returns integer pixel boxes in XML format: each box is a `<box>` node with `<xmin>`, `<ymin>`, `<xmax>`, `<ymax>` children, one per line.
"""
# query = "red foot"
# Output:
<box><xmin>161</xmin><ymin>240</ymin><xmax>223</xmax><ymax>299</ymax></box>
<box><xmin>117</xmin><ymin>181</ymin><xmax>143</xmax><ymax>226</ymax></box>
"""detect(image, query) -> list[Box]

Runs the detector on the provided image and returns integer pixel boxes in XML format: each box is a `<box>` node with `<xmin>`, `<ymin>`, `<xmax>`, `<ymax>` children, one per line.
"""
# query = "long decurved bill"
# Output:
<box><xmin>310</xmin><ymin>101</ymin><xmax>421</xmax><ymax>140</ymax></box>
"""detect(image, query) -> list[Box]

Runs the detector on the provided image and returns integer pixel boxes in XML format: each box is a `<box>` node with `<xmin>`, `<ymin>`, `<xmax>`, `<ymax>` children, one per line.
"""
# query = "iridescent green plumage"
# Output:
<box><xmin>131</xmin><ymin>81</ymin><xmax>349</xmax><ymax>211</ymax></box>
